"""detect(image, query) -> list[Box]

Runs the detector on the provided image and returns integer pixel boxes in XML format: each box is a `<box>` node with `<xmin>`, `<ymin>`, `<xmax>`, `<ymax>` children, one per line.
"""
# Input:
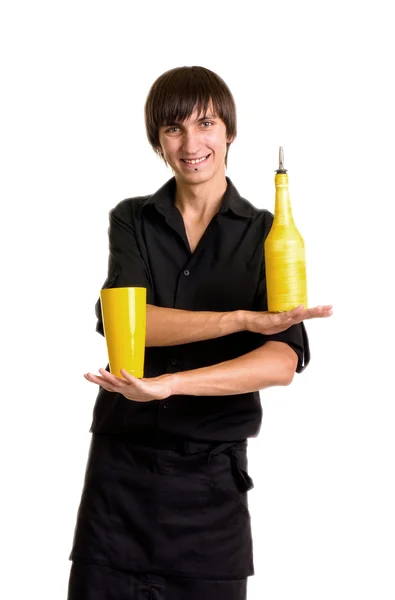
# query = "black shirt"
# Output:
<box><xmin>90</xmin><ymin>176</ymin><xmax>310</xmax><ymax>442</ymax></box>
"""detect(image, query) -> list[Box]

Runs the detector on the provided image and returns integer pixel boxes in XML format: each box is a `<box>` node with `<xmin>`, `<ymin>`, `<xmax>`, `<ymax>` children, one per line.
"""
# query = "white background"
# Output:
<box><xmin>1</xmin><ymin>1</ymin><xmax>394</xmax><ymax>599</ymax></box>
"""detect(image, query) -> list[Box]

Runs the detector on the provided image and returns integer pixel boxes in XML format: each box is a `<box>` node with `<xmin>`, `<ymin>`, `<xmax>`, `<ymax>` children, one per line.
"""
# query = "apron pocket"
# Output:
<box><xmin>201</xmin><ymin>450</ymin><xmax>254</xmax><ymax>577</ymax></box>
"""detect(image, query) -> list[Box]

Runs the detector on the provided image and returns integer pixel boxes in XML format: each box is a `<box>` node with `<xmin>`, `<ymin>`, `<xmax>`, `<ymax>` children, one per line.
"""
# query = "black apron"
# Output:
<box><xmin>69</xmin><ymin>433</ymin><xmax>255</xmax><ymax>580</ymax></box>
<box><xmin>67</xmin><ymin>562</ymin><xmax>248</xmax><ymax>600</ymax></box>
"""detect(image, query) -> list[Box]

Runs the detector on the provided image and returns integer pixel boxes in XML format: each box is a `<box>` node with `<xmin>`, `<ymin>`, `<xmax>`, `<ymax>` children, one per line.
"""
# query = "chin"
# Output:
<box><xmin>178</xmin><ymin>164</ymin><xmax>223</xmax><ymax>184</ymax></box>
<box><xmin>184</xmin><ymin>171</ymin><xmax>213</xmax><ymax>185</ymax></box>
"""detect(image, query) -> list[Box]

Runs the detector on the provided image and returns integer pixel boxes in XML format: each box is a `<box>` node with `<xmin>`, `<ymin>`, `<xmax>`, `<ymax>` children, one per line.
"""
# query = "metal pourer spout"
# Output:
<box><xmin>279</xmin><ymin>146</ymin><xmax>284</xmax><ymax>170</ymax></box>
<box><xmin>276</xmin><ymin>146</ymin><xmax>287</xmax><ymax>174</ymax></box>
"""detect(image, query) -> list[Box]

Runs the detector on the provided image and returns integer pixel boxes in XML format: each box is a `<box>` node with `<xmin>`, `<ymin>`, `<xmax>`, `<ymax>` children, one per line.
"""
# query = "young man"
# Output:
<box><xmin>67</xmin><ymin>66</ymin><xmax>332</xmax><ymax>600</ymax></box>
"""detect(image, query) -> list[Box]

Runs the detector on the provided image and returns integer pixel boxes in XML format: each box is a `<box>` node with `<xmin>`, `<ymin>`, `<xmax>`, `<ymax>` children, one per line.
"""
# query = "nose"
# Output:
<box><xmin>181</xmin><ymin>129</ymin><xmax>202</xmax><ymax>156</ymax></box>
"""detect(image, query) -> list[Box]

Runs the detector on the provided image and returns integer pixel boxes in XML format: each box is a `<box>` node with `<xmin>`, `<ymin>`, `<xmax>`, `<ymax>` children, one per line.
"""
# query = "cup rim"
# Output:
<box><xmin>101</xmin><ymin>287</ymin><xmax>147</xmax><ymax>291</ymax></box>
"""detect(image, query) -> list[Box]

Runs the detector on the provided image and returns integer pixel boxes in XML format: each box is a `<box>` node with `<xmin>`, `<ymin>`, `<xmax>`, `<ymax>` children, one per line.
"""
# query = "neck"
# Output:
<box><xmin>174</xmin><ymin>172</ymin><xmax>228</xmax><ymax>222</ymax></box>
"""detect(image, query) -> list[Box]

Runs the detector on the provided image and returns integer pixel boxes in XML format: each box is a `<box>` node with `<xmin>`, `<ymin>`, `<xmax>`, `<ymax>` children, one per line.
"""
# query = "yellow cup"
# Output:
<box><xmin>99</xmin><ymin>287</ymin><xmax>146</xmax><ymax>379</ymax></box>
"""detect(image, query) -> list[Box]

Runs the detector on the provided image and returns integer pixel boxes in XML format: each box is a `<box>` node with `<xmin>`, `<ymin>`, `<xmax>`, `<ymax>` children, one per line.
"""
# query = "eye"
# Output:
<box><xmin>166</xmin><ymin>126</ymin><xmax>180</xmax><ymax>133</ymax></box>
<box><xmin>201</xmin><ymin>121</ymin><xmax>214</xmax><ymax>127</ymax></box>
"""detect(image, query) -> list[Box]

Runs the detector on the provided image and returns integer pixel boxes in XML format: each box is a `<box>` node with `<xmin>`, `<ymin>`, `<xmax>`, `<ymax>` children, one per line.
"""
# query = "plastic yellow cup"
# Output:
<box><xmin>99</xmin><ymin>287</ymin><xmax>146</xmax><ymax>378</ymax></box>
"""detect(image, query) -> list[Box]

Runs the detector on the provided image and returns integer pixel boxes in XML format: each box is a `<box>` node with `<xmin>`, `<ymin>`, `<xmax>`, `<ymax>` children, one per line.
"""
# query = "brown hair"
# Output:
<box><xmin>144</xmin><ymin>66</ymin><xmax>237</xmax><ymax>167</ymax></box>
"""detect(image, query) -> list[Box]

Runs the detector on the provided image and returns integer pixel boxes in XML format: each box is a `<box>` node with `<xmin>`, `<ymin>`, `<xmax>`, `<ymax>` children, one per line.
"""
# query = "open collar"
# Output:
<box><xmin>142</xmin><ymin>177</ymin><xmax>257</xmax><ymax>218</ymax></box>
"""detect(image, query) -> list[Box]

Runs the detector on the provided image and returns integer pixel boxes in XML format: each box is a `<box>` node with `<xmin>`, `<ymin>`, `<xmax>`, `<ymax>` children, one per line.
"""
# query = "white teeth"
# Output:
<box><xmin>183</xmin><ymin>155</ymin><xmax>208</xmax><ymax>164</ymax></box>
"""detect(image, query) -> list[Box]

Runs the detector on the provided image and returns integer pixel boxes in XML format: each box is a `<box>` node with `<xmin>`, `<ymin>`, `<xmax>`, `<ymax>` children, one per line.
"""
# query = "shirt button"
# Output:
<box><xmin>162</xmin><ymin>402</ymin><xmax>168</xmax><ymax>409</ymax></box>
<box><xmin>170</xmin><ymin>358</ymin><xmax>178</xmax><ymax>365</ymax></box>
<box><xmin>183</xmin><ymin>270</ymin><xmax>190</xmax><ymax>276</ymax></box>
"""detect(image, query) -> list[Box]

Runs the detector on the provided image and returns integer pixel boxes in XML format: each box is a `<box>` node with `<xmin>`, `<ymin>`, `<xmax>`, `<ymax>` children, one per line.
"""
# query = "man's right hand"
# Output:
<box><xmin>244</xmin><ymin>304</ymin><xmax>333</xmax><ymax>336</ymax></box>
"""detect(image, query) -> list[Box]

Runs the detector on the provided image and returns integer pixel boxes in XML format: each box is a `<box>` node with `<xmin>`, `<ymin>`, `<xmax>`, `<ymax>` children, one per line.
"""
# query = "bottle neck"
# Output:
<box><xmin>274</xmin><ymin>173</ymin><xmax>294</xmax><ymax>225</ymax></box>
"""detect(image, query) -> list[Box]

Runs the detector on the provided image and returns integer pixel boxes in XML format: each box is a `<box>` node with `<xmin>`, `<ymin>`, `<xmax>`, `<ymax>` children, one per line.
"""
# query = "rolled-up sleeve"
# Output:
<box><xmin>95</xmin><ymin>203</ymin><xmax>154</xmax><ymax>336</ymax></box>
<box><xmin>253</xmin><ymin>283</ymin><xmax>310</xmax><ymax>373</ymax></box>
<box><xmin>262</xmin><ymin>323</ymin><xmax>310</xmax><ymax>373</ymax></box>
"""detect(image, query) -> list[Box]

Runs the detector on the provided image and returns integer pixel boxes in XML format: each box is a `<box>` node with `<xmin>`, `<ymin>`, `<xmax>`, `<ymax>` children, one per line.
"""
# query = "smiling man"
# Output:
<box><xmin>67</xmin><ymin>66</ymin><xmax>332</xmax><ymax>600</ymax></box>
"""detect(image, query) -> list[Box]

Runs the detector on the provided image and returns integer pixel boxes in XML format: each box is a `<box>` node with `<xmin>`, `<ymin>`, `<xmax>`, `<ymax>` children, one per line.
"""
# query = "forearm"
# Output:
<box><xmin>169</xmin><ymin>341</ymin><xmax>297</xmax><ymax>396</ymax></box>
<box><xmin>145</xmin><ymin>304</ymin><xmax>245</xmax><ymax>346</ymax></box>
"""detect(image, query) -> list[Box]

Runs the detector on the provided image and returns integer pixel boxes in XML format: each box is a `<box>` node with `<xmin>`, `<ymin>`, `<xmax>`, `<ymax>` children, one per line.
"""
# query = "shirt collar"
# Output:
<box><xmin>142</xmin><ymin>177</ymin><xmax>257</xmax><ymax>218</ymax></box>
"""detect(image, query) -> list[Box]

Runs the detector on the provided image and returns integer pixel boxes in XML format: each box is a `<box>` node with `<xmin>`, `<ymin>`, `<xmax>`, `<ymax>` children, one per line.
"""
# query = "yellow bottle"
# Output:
<box><xmin>264</xmin><ymin>147</ymin><xmax>307</xmax><ymax>312</ymax></box>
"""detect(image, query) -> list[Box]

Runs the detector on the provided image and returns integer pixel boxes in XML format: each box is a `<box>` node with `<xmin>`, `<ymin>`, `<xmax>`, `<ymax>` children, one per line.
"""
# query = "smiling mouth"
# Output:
<box><xmin>180</xmin><ymin>154</ymin><xmax>211</xmax><ymax>165</ymax></box>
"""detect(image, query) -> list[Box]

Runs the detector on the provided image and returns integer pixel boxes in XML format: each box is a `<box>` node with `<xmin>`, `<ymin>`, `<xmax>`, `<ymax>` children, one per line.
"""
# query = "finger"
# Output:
<box><xmin>274</xmin><ymin>305</ymin><xmax>304</xmax><ymax>322</ymax></box>
<box><xmin>98</xmin><ymin>368</ymin><xmax>124</xmax><ymax>386</ymax></box>
<box><xmin>84</xmin><ymin>372</ymin><xmax>115</xmax><ymax>392</ymax></box>
<box><xmin>321</xmin><ymin>304</ymin><xmax>333</xmax><ymax>312</ymax></box>
<box><xmin>303</xmin><ymin>305</ymin><xmax>333</xmax><ymax>319</ymax></box>
<box><xmin>290</xmin><ymin>304</ymin><xmax>304</xmax><ymax>312</ymax></box>
<box><xmin>120</xmin><ymin>369</ymin><xmax>144</xmax><ymax>384</ymax></box>
<box><xmin>280</xmin><ymin>305</ymin><xmax>304</xmax><ymax>318</ymax></box>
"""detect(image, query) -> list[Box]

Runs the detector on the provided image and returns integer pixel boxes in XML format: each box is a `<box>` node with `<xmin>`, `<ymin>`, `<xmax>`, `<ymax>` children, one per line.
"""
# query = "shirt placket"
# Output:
<box><xmin>157</xmin><ymin>214</ymin><xmax>219</xmax><ymax>421</ymax></box>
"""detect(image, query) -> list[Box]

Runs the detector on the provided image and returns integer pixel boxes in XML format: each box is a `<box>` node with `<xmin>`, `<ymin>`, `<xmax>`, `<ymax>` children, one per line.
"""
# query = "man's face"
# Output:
<box><xmin>157</xmin><ymin>104</ymin><xmax>232</xmax><ymax>186</ymax></box>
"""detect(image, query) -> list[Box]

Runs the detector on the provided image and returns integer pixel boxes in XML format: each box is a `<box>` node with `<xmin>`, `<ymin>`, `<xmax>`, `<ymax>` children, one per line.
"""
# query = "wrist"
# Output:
<box><xmin>168</xmin><ymin>371</ymin><xmax>183</xmax><ymax>396</ymax></box>
<box><xmin>238</xmin><ymin>310</ymin><xmax>250</xmax><ymax>332</ymax></box>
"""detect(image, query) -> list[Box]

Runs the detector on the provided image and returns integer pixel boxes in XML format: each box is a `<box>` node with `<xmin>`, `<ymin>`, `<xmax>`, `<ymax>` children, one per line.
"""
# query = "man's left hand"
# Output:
<box><xmin>84</xmin><ymin>368</ymin><xmax>174</xmax><ymax>402</ymax></box>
